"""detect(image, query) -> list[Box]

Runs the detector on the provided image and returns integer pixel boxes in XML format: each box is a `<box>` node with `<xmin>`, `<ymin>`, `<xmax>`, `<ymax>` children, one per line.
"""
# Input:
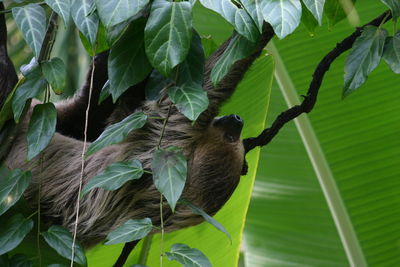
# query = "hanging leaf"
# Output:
<box><xmin>79</xmin><ymin>23</ymin><xmax>110</xmax><ymax>57</ymax></box>
<box><xmin>105</xmin><ymin>19</ymin><xmax>131</xmax><ymax>46</ymax></box>
<box><xmin>199</xmin><ymin>0</ymin><xmax>259</xmax><ymax>41</ymax></box>
<box><xmin>42</xmin><ymin>226</ymin><xmax>86</xmax><ymax>266</ymax></box>
<box><xmin>201</xmin><ymin>36</ymin><xmax>218</xmax><ymax>59</ymax></box>
<box><xmin>12</xmin><ymin>4</ymin><xmax>46</xmax><ymax>58</ymax></box>
<box><xmin>0</xmin><ymin>169</ymin><xmax>32</xmax><ymax>216</ymax></box>
<box><xmin>98</xmin><ymin>80</ymin><xmax>111</xmax><ymax>104</ymax></box>
<box><xmin>0</xmin><ymin>214</ymin><xmax>34</xmax><ymax>255</ymax></box>
<box><xmin>324</xmin><ymin>0</ymin><xmax>356</xmax><ymax>28</ymax></box>
<box><xmin>145</xmin><ymin>70</ymin><xmax>173</xmax><ymax>101</ymax></box>
<box><xmin>71</xmin><ymin>0</ymin><xmax>99</xmax><ymax>46</ymax></box>
<box><xmin>181</xmin><ymin>200</ymin><xmax>231</xmax><ymax>241</ymax></box>
<box><xmin>262</xmin><ymin>0</ymin><xmax>302</xmax><ymax>39</ymax></box>
<box><xmin>166</xmin><ymin>243</ymin><xmax>212</xmax><ymax>267</ymax></box>
<box><xmin>45</xmin><ymin>0</ymin><xmax>71</xmax><ymax>26</ymax></box>
<box><xmin>344</xmin><ymin>26</ymin><xmax>387</xmax><ymax>96</ymax></box>
<box><xmin>105</xmin><ymin>218</ymin><xmax>153</xmax><ymax>245</ymax></box>
<box><xmin>95</xmin><ymin>0</ymin><xmax>149</xmax><ymax>28</ymax></box>
<box><xmin>211</xmin><ymin>33</ymin><xmax>257</xmax><ymax>86</ymax></box>
<box><xmin>151</xmin><ymin>147</ymin><xmax>187</xmax><ymax>211</ymax></box>
<box><xmin>301</xmin><ymin>2</ymin><xmax>319</xmax><ymax>35</ymax></box>
<box><xmin>108</xmin><ymin>18</ymin><xmax>152</xmax><ymax>101</ymax></box>
<box><xmin>86</xmin><ymin>112</ymin><xmax>148</xmax><ymax>156</ymax></box>
<box><xmin>381</xmin><ymin>0</ymin><xmax>400</xmax><ymax>20</ymax></box>
<box><xmin>27</xmin><ymin>103</ymin><xmax>57</xmax><ymax>160</ymax></box>
<box><xmin>302</xmin><ymin>0</ymin><xmax>326</xmax><ymax>25</ymax></box>
<box><xmin>240</xmin><ymin>0</ymin><xmax>265</xmax><ymax>33</ymax></box>
<box><xmin>145</xmin><ymin>0</ymin><xmax>193</xmax><ymax>76</ymax></box>
<box><xmin>168</xmin><ymin>83</ymin><xmax>208</xmax><ymax>121</ymax></box>
<box><xmin>12</xmin><ymin>69</ymin><xmax>47</xmax><ymax>123</ymax></box>
<box><xmin>82</xmin><ymin>160</ymin><xmax>144</xmax><ymax>196</ymax></box>
<box><xmin>383</xmin><ymin>31</ymin><xmax>400</xmax><ymax>74</ymax></box>
<box><xmin>9</xmin><ymin>254</ymin><xmax>32</xmax><ymax>267</ymax></box>
<box><xmin>41</xmin><ymin>57</ymin><xmax>66</xmax><ymax>94</ymax></box>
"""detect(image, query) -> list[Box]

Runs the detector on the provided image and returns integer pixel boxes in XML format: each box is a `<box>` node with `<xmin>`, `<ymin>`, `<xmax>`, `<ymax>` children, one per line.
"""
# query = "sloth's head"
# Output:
<box><xmin>186</xmin><ymin>114</ymin><xmax>247</xmax><ymax>215</ymax></box>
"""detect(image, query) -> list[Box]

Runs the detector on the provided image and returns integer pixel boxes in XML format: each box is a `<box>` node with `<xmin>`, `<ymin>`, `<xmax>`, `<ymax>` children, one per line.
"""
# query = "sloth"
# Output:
<box><xmin>1</xmin><ymin>3</ymin><xmax>274</xmax><ymax>253</ymax></box>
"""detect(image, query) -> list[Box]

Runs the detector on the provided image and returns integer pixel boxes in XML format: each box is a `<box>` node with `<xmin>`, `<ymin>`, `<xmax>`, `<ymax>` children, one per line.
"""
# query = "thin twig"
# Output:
<box><xmin>244</xmin><ymin>10</ymin><xmax>393</xmax><ymax>152</ymax></box>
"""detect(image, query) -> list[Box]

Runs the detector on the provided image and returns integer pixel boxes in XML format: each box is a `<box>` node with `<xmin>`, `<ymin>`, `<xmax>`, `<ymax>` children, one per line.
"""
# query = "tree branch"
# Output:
<box><xmin>243</xmin><ymin>10</ymin><xmax>393</xmax><ymax>153</ymax></box>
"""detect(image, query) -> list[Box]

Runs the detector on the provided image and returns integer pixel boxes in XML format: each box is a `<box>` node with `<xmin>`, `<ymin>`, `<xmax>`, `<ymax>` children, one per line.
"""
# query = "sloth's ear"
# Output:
<box><xmin>241</xmin><ymin>159</ymin><xmax>248</xmax><ymax>175</ymax></box>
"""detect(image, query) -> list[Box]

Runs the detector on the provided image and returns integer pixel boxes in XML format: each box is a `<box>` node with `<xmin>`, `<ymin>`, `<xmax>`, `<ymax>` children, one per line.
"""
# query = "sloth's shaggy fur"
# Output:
<box><xmin>3</xmin><ymin>23</ymin><xmax>274</xmax><ymax>247</ymax></box>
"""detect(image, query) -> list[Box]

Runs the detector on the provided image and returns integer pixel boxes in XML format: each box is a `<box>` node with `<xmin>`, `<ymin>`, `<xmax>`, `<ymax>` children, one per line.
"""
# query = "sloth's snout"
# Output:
<box><xmin>214</xmin><ymin>114</ymin><xmax>244</xmax><ymax>142</ymax></box>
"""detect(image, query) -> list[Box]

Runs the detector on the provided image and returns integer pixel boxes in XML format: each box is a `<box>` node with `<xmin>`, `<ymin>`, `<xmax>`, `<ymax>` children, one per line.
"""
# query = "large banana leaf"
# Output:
<box><xmin>244</xmin><ymin>1</ymin><xmax>400</xmax><ymax>266</ymax></box>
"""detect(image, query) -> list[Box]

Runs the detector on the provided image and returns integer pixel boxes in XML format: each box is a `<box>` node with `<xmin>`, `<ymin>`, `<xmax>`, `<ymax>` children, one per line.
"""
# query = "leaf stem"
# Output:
<box><xmin>156</xmin><ymin>103</ymin><xmax>172</xmax><ymax>149</ymax></box>
<box><xmin>143</xmin><ymin>170</ymin><xmax>153</xmax><ymax>174</ymax></box>
<box><xmin>159</xmin><ymin>194</ymin><xmax>165</xmax><ymax>267</ymax></box>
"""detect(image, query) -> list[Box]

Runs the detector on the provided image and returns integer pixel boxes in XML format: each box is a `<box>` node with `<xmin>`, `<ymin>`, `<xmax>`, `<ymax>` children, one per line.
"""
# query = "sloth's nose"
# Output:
<box><xmin>233</xmin><ymin>115</ymin><xmax>242</xmax><ymax>123</ymax></box>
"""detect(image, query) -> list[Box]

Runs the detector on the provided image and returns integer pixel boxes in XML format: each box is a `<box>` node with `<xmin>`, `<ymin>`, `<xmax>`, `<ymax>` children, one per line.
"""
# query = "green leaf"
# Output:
<box><xmin>211</xmin><ymin>33</ymin><xmax>257</xmax><ymax>86</ymax></box>
<box><xmin>0</xmin><ymin>169</ymin><xmax>32</xmax><ymax>216</ymax></box>
<box><xmin>71</xmin><ymin>0</ymin><xmax>99</xmax><ymax>46</ymax></box>
<box><xmin>145</xmin><ymin>0</ymin><xmax>193</xmax><ymax>76</ymax></box>
<box><xmin>98</xmin><ymin>80</ymin><xmax>110</xmax><ymax>104</ymax></box>
<box><xmin>381</xmin><ymin>0</ymin><xmax>400</xmax><ymax>20</ymax></box>
<box><xmin>12</xmin><ymin>4</ymin><xmax>46</xmax><ymax>58</ymax></box>
<box><xmin>145</xmin><ymin>70</ymin><xmax>172</xmax><ymax>101</ymax></box>
<box><xmin>95</xmin><ymin>0</ymin><xmax>149</xmax><ymax>28</ymax></box>
<box><xmin>79</xmin><ymin>23</ymin><xmax>110</xmax><ymax>57</ymax></box>
<box><xmin>45</xmin><ymin>0</ymin><xmax>71</xmax><ymax>26</ymax></box>
<box><xmin>324</xmin><ymin>0</ymin><xmax>356</xmax><ymax>28</ymax></box>
<box><xmin>27</xmin><ymin>103</ymin><xmax>57</xmax><ymax>160</ymax></box>
<box><xmin>200</xmin><ymin>36</ymin><xmax>218</xmax><ymax>59</ymax></box>
<box><xmin>168</xmin><ymin>83</ymin><xmax>208</xmax><ymax>121</ymax></box>
<box><xmin>383</xmin><ymin>31</ymin><xmax>400</xmax><ymax>74</ymax></box>
<box><xmin>241</xmin><ymin>0</ymin><xmax>265</xmax><ymax>33</ymax></box>
<box><xmin>42</xmin><ymin>226</ymin><xmax>86</xmax><ymax>266</ymax></box>
<box><xmin>199</xmin><ymin>0</ymin><xmax>259</xmax><ymax>41</ymax></box>
<box><xmin>82</xmin><ymin>160</ymin><xmax>144</xmax><ymax>196</ymax></box>
<box><xmin>166</xmin><ymin>243</ymin><xmax>212</xmax><ymax>267</ymax></box>
<box><xmin>105</xmin><ymin>218</ymin><xmax>153</xmax><ymax>245</ymax></box>
<box><xmin>109</xmin><ymin>18</ymin><xmax>152</xmax><ymax>101</ymax></box>
<box><xmin>86</xmin><ymin>112</ymin><xmax>148</xmax><ymax>156</ymax></box>
<box><xmin>12</xmin><ymin>69</ymin><xmax>47</xmax><ymax>123</ymax></box>
<box><xmin>301</xmin><ymin>1</ymin><xmax>319</xmax><ymax>35</ymax></box>
<box><xmin>0</xmin><ymin>214</ymin><xmax>34</xmax><ymax>255</ymax></box>
<box><xmin>302</xmin><ymin>0</ymin><xmax>326</xmax><ymax>25</ymax></box>
<box><xmin>9</xmin><ymin>254</ymin><xmax>32</xmax><ymax>267</ymax></box>
<box><xmin>181</xmin><ymin>200</ymin><xmax>231</xmax><ymax>241</ymax></box>
<box><xmin>344</xmin><ymin>26</ymin><xmax>387</xmax><ymax>96</ymax></box>
<box><xmin>151</xmin><ymin>147</ymin><xmax>187</xmax><ymax>211</ymax></box>
<box><xmin>262</xmin><ymin>0</ymin><xmax>302</xmax><ymax>39</ymax></box>
<box><xmin>105</xmin><ymin>19</ymin><xmax>131</xmax><ymax>46</ymax></box>
<box><xmin>41</xmin><ymin>58</ymin><xmax>66</xmax><ymax>94</ymax></box>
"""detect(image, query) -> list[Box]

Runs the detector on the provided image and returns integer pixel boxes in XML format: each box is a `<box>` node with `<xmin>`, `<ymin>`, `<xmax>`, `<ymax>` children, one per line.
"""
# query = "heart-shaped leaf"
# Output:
<box><xmin>166</xmin><ymin>243</ymin><xmax>212</xmax><ymax>267</ymax></box>
<box><xmin>241</xmin><ymin>0</ymin><xmax>266</xmax><ymax>33</ymax></box>
<box><xmin>82</xmin><ymin>160</ymin><xmax>144</xmax><ymax>196</ymax></box>
<box><xmin>151</xmin><ymin>147</ymin><xmax>187</xmax><ymax>211</ymax></box>
<box><xmin>145</xmin><ymin>0</ymin><xmax>193</xmax><ymax>76</ymax></box>
<box><xmin>145</xmin><ymin>70</ymin><xmax>173</xmax><ymax>101</ymax></box>
<box><xmin>302</xmin><ymin>0</ymin><xmax>326</xmax><ymax>25</ymax></box>
<box><xmin>45</xmin><ymin>0</ymin><xmax>71</xmax><ymax>26</ymax></box>
<box><xmin>344</xmin><ymin>26</ymin><xmax>387</xmax><ymax>96</ymax></box>
<box><xmin>108</xmin><ymin>18</ymin><xmax>152</xmax><ymax>101</ymax></box>
<box><xmin>0</xmin><ymin>169</ymin><xmax>32</xmax><ymax>216</ymax></box>
<box><xmin>71</xmin><ymin>0</ymin><xmax>99</xmax><ymax>46</ymax></box>
<box><xmin>383</xmin><ymin>31</ymin><xmax>400</xmax><ymax>74</ymax></box>
<box><xmin>27</xmin><ymin>103</ymin><xmax>57</xmax><ymax>160</ymax></box>
<box><xmin>324</xmin><ymin>0</ymin><xmax>356</xmax><ymax>28</ymax></box>
<box><xmin>105</xmin><ymin>218</ymin><xmax>153</xmax><ymax>245</ymax></box>
<box><xmin>0</xmin><ymin>214</ymin><xmax>34</xmax><ymax>255</ymax></box>
<box><xmin>381</xmin><ymin>0</ymin><xmax>400</xmax><ymax>20</ymax></box>
<box><xmin>86</xmin><ymin>112</ymin><xmax>148</xmax><ymax>156</ymax></box>
<box><xmin>95</xmin><ymin>0</ymin><xmax>149</xmax><ymax>28</ymax></box>
<box><xmin>42</xmin><ymin>226</ymin><xmax>86</xmax><ymax>266</ymax></box>
<box><xmin>168</xmin><ymin>83</ymin><xmax>208</xmax><ymax>121</ymax></box>
<box><xmin>41</xmin><ymin>57</ymin><xmax>66</xmax><ymax>94</ymax></box>
<box><xmin>12</xmin><ymin>4</ymin><xmax>46</xmax><ymax>58</ymax></box>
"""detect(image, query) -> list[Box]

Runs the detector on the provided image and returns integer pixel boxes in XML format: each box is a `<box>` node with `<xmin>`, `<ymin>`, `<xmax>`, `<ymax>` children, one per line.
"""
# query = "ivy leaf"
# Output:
<box><xmin>41</xmin><ymin>57</ymin><xmax>66</xmax><ymax>94</ymax></box>
<box><xmin>27</xmin><ymin>103</ymin><xmax>57</xmax><ymax>161</ymax></box>
<box><xmin>381</xmin><ymin>0</ymin><xmax>400</xmax><ymax>20</ymax></box>
<box><xmin>82</xmin><ymin>160</ymin><xmax>144</xmax><ymax>196</ymax></box>
<box><xmin>199</xmin><ymin>0</ymin><xmax>259</xmax><ymax>42</ymax></box>
<box><xmin>105</xmin><ymin>19</ymin><xmax>131</xmax><ymax>46</ymax></box>
<box><xmin>302</xmin><ymin>0</ymin><xmax>326</xmax><ymax>25</ymax></box>
<box><xmin>45</xmin><ymin>0</ymin><xmax>71</xmax><ymax>26</ymax></box>
<box><xmin>240</xmin><ymin>0</ymin><xmax>265</xmax><ymax>33</ymax></box>
<box><xmin>0</xmin><ymin>214</ymin><xmax>34</xmax><ymax>255</ymax></box>
<box><xmin>12</xmin><ymin>4</ymin><xmax>46</xmax><ymax>58</ymax></box>
<box><xmin>181</xmin><ymin>200</ymin><xmax>231</xmax><ymax>242</ymax></box>
<box><xmin>12</xmin><ymin>69</ymin><xmax>47</xmax><ymax>123</ymax></box>
<box><xmin>383</xmin><ymin>31</ymin><xmax>400</xmax><ymax>74</ymax></box>
<box><xmin>71</xmin><ymin>0</ymin><xmax>99</xmax><ymax>46</ymax></box>
<box><xmin>9</xmin><ymin>254</ymin><xmax>32</xmax><ymax>267</ymax></box>
<box><xmin>42</xmin><ymin>226</ymin><xmax>86</xmax><ymax>266</ymax></box>
<box><xmin>151</xmin><ymin>147</ymin><xmax>187</xmax><ymax>211</ymax></box>
<box><xmin>168</xmin><ymin>83</ymin><xmax>208</xmax><ymax>121</ymax></box>
<box><xmin>109</xmin><ymin>18</ymin><xmax>152</xmax><ymax>101</ymax></box>
<box><xmin>80</xmin><ymin>23</ymin><xmax>110</xmax><ymax>57</ymax></box>
<box><xmin>166</xmin><ymin>243</ymin><xmax>212</xmax><ymax>267</ymax></box>
<box><xmin>0</xmin><ymin>169</ymin><xmax>32</xmax><ymax>216</ymax></box>
<box><xmin>145</xmin><ymin>0</ymin><xmax>193</xmax><ymax>76</ymax></box>
<box><xmin>105</xmin><ymin>218</ymin><xmax>153</xmax><ymax>245</ymax></box>
<box><xmin>95</xmin><ymin>0</ymin><xmax>149</xmax><ymax>28</ymax></box>
<box><xmin>344</xmin><ymin>26</ymin><xmax>387</xmax><ymax>96</ymax></box>
<box><xmin>324</xmin><ymin>0</ymin><xmax>356</xmax><ymax>28</ymax></box>
<box><xmin>262</xmin><ymin>0</ymin><xmax>302</xmax><ymax>39</ymax></box>
<box><xmin>86</xmin><ymin>112</ymin><xmax>148</xmax><ymax>156</ymax></box>
<box><xmin>145</xmin><ymin>70</ymin><xmax>172</xmax><ymax>101</ymax></box>
<box><xmin>211</xmin><ymin>33</ymin><xmax>257</xmax><ymax>86</ymax></box>
<box><xmin>301</xmin><ymin>2</ymin><xmax>319</xmax><ymax>35</ymax></box>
